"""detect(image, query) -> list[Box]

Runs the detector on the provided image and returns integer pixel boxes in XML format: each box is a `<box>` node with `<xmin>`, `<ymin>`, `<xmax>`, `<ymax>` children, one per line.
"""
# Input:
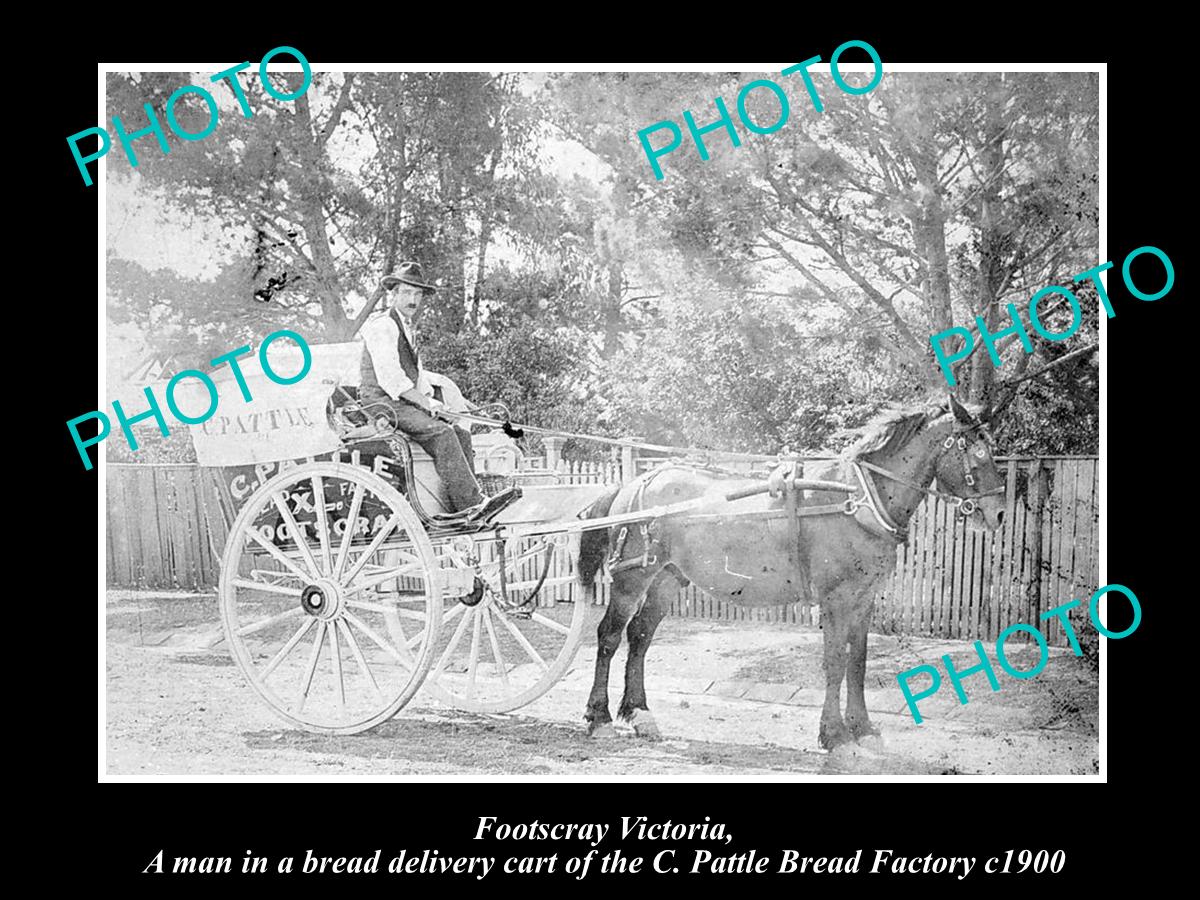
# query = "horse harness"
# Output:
<box><xmin>605</xmin><ymin>426</ymin><xmax>1004</xmax><ymax>574</ymax></box>
<box><xmin>605</xmin><ymin>465</ymin><xmax>682</xmax><ymax>576</ymax></box>
<box><xmin>839</xmin><ymin>423</ymin><xmax>1005</xmax><ymax>542</ymax></box>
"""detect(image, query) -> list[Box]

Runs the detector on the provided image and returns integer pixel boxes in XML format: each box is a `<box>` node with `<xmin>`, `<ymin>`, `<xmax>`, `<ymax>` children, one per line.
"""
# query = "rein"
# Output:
<box><xmin>439</xmin><ymin>408</ymin><xmax>796</xmax><ymax>464</ymax></box>
<box><xmin>451</xmin><ymin>404</ymin><xmax>1002</xmax><ymax>546</ymax></box>
<box><xmin>849</xmin><ymin>428</ymin><xmax>1005</xmax><ymax>540</ymax></box>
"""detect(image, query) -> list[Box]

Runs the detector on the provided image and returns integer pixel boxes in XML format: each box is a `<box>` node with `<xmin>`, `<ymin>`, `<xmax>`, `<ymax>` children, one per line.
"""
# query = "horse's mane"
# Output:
<box><xmin>844</xmin><ymin>405</ymin><xmax>938</xmax><ymax>460</ymax></box>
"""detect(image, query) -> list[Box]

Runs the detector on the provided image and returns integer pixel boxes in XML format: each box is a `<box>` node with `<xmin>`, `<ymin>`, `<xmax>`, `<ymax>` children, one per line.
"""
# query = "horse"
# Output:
<box><xmin>576</xmin><ymin>396</ymin><xmax>1007</xmax><ymax>750</ymax></box>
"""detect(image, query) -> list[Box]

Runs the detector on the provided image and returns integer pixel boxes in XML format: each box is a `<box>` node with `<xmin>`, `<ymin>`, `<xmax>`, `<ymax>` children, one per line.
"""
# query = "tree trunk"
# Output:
<box><xmin>292</xmin><ymin>91</ymin><xmax>351</xmax><ymax>339</ymax></box>
<box><xmin>970</xmin><ymin>81</ymin><xmax>1008</xmax><ymax>402</ymax></box>
<box><xmin>601</xmin><ymin>262</ymin><xmax>625</xmax><ymax>359</ymax></box>
<box><xmin>470</xmin><ymin>149</ymin><xmax>500</xmax><ymax>329</ymax></box>
<box><xmin>470</xmin><ymin>216</ymin><xmax>492</xmax><ymax>328</ymax></box>
<box><xmin>912</xmin><ymin>162</ymin><xmax>953</xmax><ymax>336</ymax></box>
<box><xmin>349</xmin><ymin>110</ymin><xmax>407</xmax><ymax>340</ymax></box>
<box><xmin>908</xmin><ymin>98</ymin><xmax>953</xmax><ymax>353</ymax></box>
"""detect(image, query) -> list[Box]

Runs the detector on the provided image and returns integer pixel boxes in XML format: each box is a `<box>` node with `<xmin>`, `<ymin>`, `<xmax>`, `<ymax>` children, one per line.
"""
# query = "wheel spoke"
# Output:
<box><xmin>338</xmin><ymin>616</ymin><xmax>382</xmax><ymax>700</ymax></box>
<box><xmin>341</xmin><ymin>515</ymin><xmax>401</xmax><ymax>586</ymax></box>
<box><xmin>441</xmin><ymin>600</ymin><xmax>468</xmax><ymax>626</ymax></box>
<box><xmin>328</xmin><ymin>618</ymin><xmax>346</xmax><ymax>711</ymax></box>
<box><xmin>311</xmin><ymin>474</ymin><xmax>334</xmax><ymax>576</ymax></box>
<box><xmin>342</xmin><ymin>610</ymin><xmax>413</xmax><ymax>670</ymax></box>
<box><xmin>235</xmin><ymin>604</ymin><xmax>303</xmax><ymax>636</ymax></box>
<box><xmin>530</xmin><ymin>611</ymin><xmax>572</xmax><ymax>636</ymax></box>
<box><xmin>381</xmin><ymin>608</ymin><xmax>414</xmax><ymax>663</ymax></box>
<box><xmin>342</xmin><ymin>562</ymin><xmax>427</xmax><ymax>596</ymax></box>
<box><xmin>260</xmin><ymin>617</ymin><xmax>316</xmax><ymax>680</ymax></box>
<box><xmin>494</xmin><ymin>607</ymin><xmax>549</xmax><ymax>671</ymax></box>
<box><xmin>430</xmin><ymin>604</ymin><xmax>474</xmax><ymax>679</ymax></box>
<box><xmin>482</xmin><ymin>608</ymin><xmax>511</xmax><ymax>693</ymax></box>
<box><xmin>401</xmin><ymin>600</ymin><xmax>462</xmax><ymax>652</ymax></box>
<box><xmin>466</xmin><ymin>608</ymin><xmax>483</xmax><ymax>698</ymax></box>
<box><xmin>334</xmin><ymin>482</ymin><xmax>366</xmax><ymax>579</ymax></box>
<box><xmin>294</xmin><ymin>619</ymin><xmax>327</xmax><ymax>713</ymax></box>
<box><xmin>243</xmin><ymin>529</ymin><xmax>313</xmax><ymax>584</ymax></box>
<box><xmin>503</xmin><ymin>543</ymin><xmax>552</xmax><ymax>582</ymax></box>
<box><xmin>224</xmin><ymin>464</ymin><xmax>445</xmax><ymax>730</ymax></box>
<box><xmin>272</xmin><ymin>492</ymin><xmax>322</xmax><ymax>578</ymax></box>
<box><xmin>231</xmin><ymin>578</ymin><xmax>303</xmax><ymax>600</ymax></box>
<box><xmin>249</xmin><ymin>567</ymin><xmax>303</xmax><ymax>586</ymax></box>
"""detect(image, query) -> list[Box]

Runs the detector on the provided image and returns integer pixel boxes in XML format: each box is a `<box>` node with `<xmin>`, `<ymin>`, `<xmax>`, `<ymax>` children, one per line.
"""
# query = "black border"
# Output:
<box><xmin>36</xmin><ymin>15</ymin><xmax>1180</xmax><ymax>890</ymax></box>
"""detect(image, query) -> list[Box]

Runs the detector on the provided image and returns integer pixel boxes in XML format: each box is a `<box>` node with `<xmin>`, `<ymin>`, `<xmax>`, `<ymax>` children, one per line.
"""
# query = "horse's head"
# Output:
<box><xmin>932</xmin><ymin>396</ymin><xmax>1006</xmax><ymax>532</ymax></box>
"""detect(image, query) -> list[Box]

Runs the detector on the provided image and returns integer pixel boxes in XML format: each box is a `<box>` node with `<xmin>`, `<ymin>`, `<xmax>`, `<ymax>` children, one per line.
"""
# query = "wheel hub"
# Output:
<box><xmin>459</xmin><ymin>576</ymin><xmax>487</xmax><ymax>607</ymax></box>
<box><xmin>300</xmin><ymin>579</ymin><xmax>343</xmax><ymax>619</ymax></box>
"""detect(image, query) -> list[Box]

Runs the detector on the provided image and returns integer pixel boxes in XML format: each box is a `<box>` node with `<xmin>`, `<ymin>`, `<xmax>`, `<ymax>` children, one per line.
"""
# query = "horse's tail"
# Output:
<box><xmin>577</xmin><ymin>484</ymin><xmax>622</xmax><ymax>587</ymax></box>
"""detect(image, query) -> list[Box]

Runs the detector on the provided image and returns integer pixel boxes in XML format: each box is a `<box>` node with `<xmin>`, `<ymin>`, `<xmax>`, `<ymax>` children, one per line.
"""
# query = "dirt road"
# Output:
<box><xmin>105</xmin><ymin>591</ymin><xmax>1098</xmax><ymax>777</ymax></box>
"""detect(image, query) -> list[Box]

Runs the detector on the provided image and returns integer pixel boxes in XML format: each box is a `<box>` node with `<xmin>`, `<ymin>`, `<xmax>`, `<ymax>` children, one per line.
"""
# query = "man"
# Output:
<box><xmin>358</xmin><ymin>261</ymin><xmax>485</xmax><ymax>513</ymax></box>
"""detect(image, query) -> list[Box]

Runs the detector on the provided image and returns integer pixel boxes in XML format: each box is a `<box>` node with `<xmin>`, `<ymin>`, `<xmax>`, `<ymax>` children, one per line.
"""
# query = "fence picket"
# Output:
<box><xmin>106</xmin><ymin>456</ymin><xmax>1097</xmax><ymax>645</ymax></box>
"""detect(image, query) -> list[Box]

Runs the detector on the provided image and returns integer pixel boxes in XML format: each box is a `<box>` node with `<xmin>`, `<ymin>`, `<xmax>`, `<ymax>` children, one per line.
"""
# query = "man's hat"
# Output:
<box><xmin>384</xmin><ymin>261</ymin><xmax>437</xmax><ymax>292</ymax></box>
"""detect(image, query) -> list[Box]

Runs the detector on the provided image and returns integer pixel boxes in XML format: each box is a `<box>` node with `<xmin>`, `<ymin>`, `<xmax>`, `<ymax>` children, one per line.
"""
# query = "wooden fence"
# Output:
<box><xmin>105</xmin><ymin>464</ymin><xmax>231</xmax><ymax>591</ymax></box>
<box><xmin>880</xmin><ymin>458</ymin><xmax>1099</xmax><ymax>647</ymax></box>
<box><xmin>105</xmin><ymin>455</ymin><xmax>1097</xmax><ymax>645</ymax></box>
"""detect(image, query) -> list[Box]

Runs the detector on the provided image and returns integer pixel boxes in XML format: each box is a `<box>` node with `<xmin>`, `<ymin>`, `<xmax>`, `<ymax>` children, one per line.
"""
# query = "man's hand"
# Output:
<box><xmin>399</xmin><ymin>387</ymin><xmax>432</xmax><ymax>412</ymax></box>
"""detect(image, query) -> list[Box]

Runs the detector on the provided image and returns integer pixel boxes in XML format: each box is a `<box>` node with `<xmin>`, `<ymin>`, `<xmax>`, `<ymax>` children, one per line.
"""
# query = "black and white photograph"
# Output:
<box><xmin>98</xmin><ymin>59</ymin><xmax>1104</xmax><ymax>780</ymax></box>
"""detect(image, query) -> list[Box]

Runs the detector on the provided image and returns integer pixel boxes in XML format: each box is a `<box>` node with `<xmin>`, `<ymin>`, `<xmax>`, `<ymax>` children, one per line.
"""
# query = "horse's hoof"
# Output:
<box><xmin>588</xmin><ymin>722</ymin><xmax>617</xmax><ymax>740</ymax></box>
<box><xmin>819</xmin><ymin>723</ymin><xmax>853</xmax><ymax>751</ymax></box>
<box><xmin>628</xmin><ymin>710</ymin><xmax>663</xmax><ymax>742</ymax></box>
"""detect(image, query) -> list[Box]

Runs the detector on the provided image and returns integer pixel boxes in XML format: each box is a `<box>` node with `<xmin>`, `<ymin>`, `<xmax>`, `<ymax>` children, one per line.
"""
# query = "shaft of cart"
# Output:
<box><xmin>503</xmin><ymin>477</ymin><xmax>857</xmax><ymax>539</ymax></box>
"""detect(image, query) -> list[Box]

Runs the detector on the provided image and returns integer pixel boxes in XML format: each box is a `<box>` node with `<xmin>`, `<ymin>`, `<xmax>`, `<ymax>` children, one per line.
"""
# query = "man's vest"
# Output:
<box><xmin>360</xmin><ymin>309</ymin><xmax>421</xmax><ymax>398</ymax></box>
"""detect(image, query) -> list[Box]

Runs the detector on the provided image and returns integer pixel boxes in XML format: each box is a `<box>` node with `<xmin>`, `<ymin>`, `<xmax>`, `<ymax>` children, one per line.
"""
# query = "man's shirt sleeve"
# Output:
<box><xmin>360</xmin><ymin>315</ymin><xmax>415</xmax><ymax>397</ymax></box>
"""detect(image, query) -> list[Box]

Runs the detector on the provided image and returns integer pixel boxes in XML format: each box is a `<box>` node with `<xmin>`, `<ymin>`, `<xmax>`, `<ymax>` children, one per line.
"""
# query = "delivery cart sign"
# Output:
<box><xmin>66</xmin><ymin>330</ymin><xmax>329</xmax><ymax>470</ymax></box>
<box><xmin>179</xmin><ymin>340</ymin><xmax>360</xmax><ymax>467</ymax></box>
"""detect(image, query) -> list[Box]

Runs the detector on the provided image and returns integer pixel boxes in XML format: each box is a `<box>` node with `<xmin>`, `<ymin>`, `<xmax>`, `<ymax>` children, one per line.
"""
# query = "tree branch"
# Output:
<box><xmin>317</xmin><ymin>74</ymin><xmax>357</xmax><ymax>149</ymax></box>
<box><xmin>761</xmin><ymin>233</ymin><xmax>920</xmax><ymax>368</ymax></box>
<box><xmin>997</xmin><ymin>342</ymin><xmax>1098</xmax><ymax>390</ymax></box>
<box><xmin>990</xmin><ymin>342</ymin><xmax>1098</xmax><ymax>419</ymax></box>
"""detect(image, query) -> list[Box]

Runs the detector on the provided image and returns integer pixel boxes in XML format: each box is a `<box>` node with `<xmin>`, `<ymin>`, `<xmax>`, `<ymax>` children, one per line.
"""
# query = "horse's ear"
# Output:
<box><xmin>948</xmin><ymin>394</ymin><xmax>974</xmax><ymax>425</ymax></box>
<box><xmin>979</xmin><ymin>398</ymin><xmax>994</xmax><ymax>424</ymax></box>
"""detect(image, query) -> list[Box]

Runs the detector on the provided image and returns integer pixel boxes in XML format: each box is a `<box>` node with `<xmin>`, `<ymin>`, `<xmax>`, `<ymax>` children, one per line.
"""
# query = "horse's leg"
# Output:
<box><xmin>584</xmin><ymin>570</ymin><xmax>652</xmax><ymax>738</ymax></box>
<box><xmin>844</xmin><ymin>598</ymin><xmax>881</xmax><ymax>744</ymax></box>
<box><xmin>617</xmin><ymin>571</ymin><xmax>673</xmax><ymax>741</ymax></box>
<box><xmin>818</xmin><ymin>600</ymin><xmax>854</xmax><ymax>750</ymax></box>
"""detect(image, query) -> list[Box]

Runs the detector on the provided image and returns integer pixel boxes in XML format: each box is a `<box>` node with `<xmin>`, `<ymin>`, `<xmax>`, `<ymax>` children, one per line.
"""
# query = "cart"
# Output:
<box><xmin>182</xmin><ymin>341</ymin><xmax>610</xmax><ymax>734</ymax></box>
<box><xmin>182</xmin><ymin>340</ymin><xmax>853</xmax><ymax>735</ymax></box>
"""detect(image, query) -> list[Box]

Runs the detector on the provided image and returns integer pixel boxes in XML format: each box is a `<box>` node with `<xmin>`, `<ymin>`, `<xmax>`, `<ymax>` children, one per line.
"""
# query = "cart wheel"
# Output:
<box><xmin>410</xmin><ymin>534</ymin><xmax>590</xmax><ymax>713</ymax></box>
<box><xmin>219</xmin><ymin>461</ymin><xmax>441</xmax><ymax>734</ymax></box>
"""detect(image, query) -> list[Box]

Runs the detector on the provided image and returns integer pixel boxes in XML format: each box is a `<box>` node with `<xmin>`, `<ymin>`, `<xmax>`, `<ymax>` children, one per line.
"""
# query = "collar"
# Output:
<box><xmin>850</xmin><ymin>462</ymin><xmax>908</xmax><ymax>543</ymax></box>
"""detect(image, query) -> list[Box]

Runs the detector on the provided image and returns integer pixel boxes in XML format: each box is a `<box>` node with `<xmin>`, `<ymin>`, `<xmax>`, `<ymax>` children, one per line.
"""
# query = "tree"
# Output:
<box><xmin>107</xmin><ymin>70</ymin><xmax>540</xmax><ymax>347</ymax></box>
<box><xmin>546</xmin><ymin>70</ymin><xmax>1099</xmax><ymax>453</ymax></box>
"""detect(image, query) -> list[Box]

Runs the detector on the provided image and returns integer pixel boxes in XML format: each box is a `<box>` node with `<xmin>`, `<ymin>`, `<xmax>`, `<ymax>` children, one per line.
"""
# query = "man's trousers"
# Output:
<box><xmin>360</xmin><ymin>389</ymin><xmax>484</xmax><ymax>513</ymax></box>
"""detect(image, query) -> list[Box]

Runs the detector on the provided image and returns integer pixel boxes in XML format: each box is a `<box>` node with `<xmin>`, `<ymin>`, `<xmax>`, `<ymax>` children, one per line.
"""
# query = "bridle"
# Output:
<box><xmin>846</xmin><ymin>422</ymin><xmax>1005</xmax><ymax>541</ymax></box>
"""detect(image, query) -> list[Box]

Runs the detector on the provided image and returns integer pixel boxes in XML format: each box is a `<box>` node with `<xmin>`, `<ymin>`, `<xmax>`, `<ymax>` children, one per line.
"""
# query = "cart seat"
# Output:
<box><xmin>328</xmin><ymin>387</ymin><xmax>521</xmax><ymax>532</ymax></box>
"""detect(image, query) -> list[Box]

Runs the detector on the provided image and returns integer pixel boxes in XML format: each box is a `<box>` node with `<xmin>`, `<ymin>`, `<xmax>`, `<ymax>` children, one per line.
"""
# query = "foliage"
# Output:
<box><xmin>107</xmin><ymin>70</ymin><xmax>1099</xmax><ymax>464</ymax></box>
<box><xmin>546</xmin><ymin>70</ymin><xmax>1099</xmax><ymax>453</ymax></box>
